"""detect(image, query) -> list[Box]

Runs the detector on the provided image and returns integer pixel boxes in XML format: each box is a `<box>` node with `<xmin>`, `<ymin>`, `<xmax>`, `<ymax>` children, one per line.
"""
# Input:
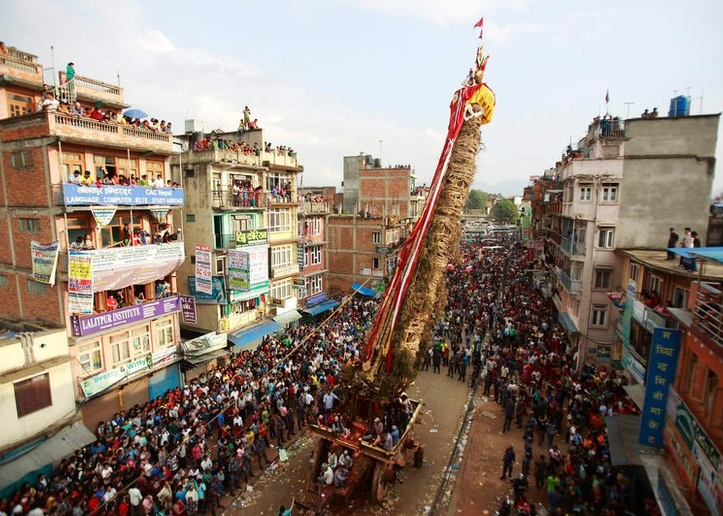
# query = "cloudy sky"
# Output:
<box><xmin>5</xmin><ymin>0</ymin><xmax>723</xmax><ymax>195</ymax></box>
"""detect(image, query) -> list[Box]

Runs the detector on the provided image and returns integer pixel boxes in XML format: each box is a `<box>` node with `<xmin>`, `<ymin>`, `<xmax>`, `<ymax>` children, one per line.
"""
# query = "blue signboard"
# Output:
<box><xmin>188</xmin><ymin>276</ymin><xmax>228</xmax><ymax>304</ymax></box>
<box><xmin>63</xmin><ymin>184</ymin><xmax>184</xmax><ymax>206</ymax></box>
<box><xmin>639</xmin><ymin>327</ymin><xmax>682</xmax><ymax>448</ymax></box>
<box><xmin>306</xmin><ymin>292</ymin><xmax>327</xmax><ymax>306</ymax></box>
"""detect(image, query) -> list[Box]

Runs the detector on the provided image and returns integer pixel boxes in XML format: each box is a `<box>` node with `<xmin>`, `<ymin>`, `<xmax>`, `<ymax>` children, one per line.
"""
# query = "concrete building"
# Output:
<box><xmin>170</xmin><ymin>129</ymin><xmax>304</xmax><ymax>350</ymax></box>
<box><xmin>0</xmin><ymin>322</ymin><xmax>96</xmax><ymax>496</ymax></box>
<box><xmin>296</xmin><ymin>186</ymin><xmax>334</xmax><ymax>313</ymax></box>
<box><xmin>0</xmin><ymin>44</ymin><xmax>185</xmax><ymax>425</ymax></box>
<box><xmin>534</xmin><ymin>113</ymin><xmax>719</xmax><ymax>368</ymax></box>
<box><xmin>663</xmin><ymin>250</ymin><xmax>723</xmax><ymax>516</ymax></box>
<box><xmin>326</xmin><ymin>154</ymin><xmax>424</xmax><ymax>296</ymax></box>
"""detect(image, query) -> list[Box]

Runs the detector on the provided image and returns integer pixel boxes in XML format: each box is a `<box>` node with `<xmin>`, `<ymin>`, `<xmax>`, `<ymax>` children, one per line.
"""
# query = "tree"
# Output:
<box><xmin>465</xmin><ymin>189</ymin><xmax>488</xmax><ymax>210</ymax></box>
<box><xmin>490</xmin><ymin>198</ymin><xmax>519</xmax><ymax>224</ymax></box>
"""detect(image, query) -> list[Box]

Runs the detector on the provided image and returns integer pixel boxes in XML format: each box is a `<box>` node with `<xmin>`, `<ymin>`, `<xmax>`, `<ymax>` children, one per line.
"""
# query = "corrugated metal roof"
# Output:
<box><xmin>0</xmin><ymin>422</ymin><xmax>95</xmax><ymax>490</ymax></box>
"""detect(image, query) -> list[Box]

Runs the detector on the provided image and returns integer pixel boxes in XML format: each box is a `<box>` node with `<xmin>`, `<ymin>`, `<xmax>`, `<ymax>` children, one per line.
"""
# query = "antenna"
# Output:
<box><xmin>623</xmin><ymin>102</ymin><xmax>634</xmax><ymax>119</ymax></box>
<box><xmin>378</xmin><ymin>139</ymin><xmax>383</xmax><ymax>167</ymax></box>
<box><xmin>117</xmin><ymin>70</ymin><xmax>120</xmax><ymax>87</ymax></box>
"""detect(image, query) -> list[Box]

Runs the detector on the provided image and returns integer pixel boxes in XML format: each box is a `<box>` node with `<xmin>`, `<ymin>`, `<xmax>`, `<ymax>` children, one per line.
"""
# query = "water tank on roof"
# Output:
<box><xmin>190</xmin><ymin>131</ymin><xmax>204</xmax><ymax>148</ymax></box>
<box><xmin>373</xmin><ymin>158</ymin><xmax>381</xmax><ymax>168</ymax></box>
<box><xmin>185</xmin><ymin>119</ymin><xmax>204</xmax><ymax>134</ymax></box>
<box><xmin>668</xmin><ymin>96</ymin><xmax>690</xmax><ymax>117</ymax></box>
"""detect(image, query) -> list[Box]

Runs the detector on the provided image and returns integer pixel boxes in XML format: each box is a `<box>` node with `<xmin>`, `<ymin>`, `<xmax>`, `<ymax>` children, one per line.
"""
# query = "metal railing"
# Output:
<box><xmin>211</xmin><ymin>189</ymin><xmax>267</xmax><ymax>209</ymax></box>
<box><xmin>598</xmin><ymin>119</ymin><xmax>625</xmax><ymax>139</ymax></box>
<box><xmin>560</xmin><ymin>236</ymin><xmax>586</xmax><ymax>256</ymax></box>
<box><xmin>695</xmin><ymin>282</ymin><xmax>723</xmax><ymax>346</ymax></box>
<box><xmin>555</xmin><ymin>267</ymin><xmax>582</xmax><ymax>295</ymax></box>
<box><xmin>214</xmin><ymin>233</ymin><xmax>236</xmax><ymax>249</ymax></box>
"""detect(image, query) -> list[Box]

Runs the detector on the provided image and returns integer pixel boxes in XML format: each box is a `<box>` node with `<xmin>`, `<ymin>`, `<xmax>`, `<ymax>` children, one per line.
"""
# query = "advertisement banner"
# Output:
<box><xmin>70</xmin><ymin>296</ymin><xmax>181</xmax><ymax>337</ymax></box>
<box><xmin>235</xmin><ymin>228</ymin><xmax>268</xmax><ymax>247</ymax></box>
<box><xmin>31</xmin><ymin>240</ymin><xmax>59</xmax><ymax>286</ymax></box>
<box><xmin>188</xmin><ymin>276</ymin><xmax>228</xmax><ymax>304</ymax></box>
<box><xmin>181</xmin><ymin>331</ymin><xmax>228</xmax><ymax>358</ymax></box>
<box><xmin>639</xmin><ymin>328</ymin><xmax>681</xmax><ymax>448</ymax></box>
<box><xmin>195</xmin><ymin>244</ymin><xmax>213</xmax><ymax>295</ymax></box>
<box><xmin>227</xmin><ymin>249</ymin><xmax>250</xmax><ymax>291</ymax></box>
<box><xmin>69</xmin><ymin>243</ymin><xmax>184</xmax><ymax>294</ymax></box>
<box><xmin>80</xmin><ymin>355</ymin><xmax>153</xmax><ymax>398</ymax></box>
<box><xmin>90</xmin><ymin>208</ymin><xmax>116</xmax><ymax>228</ymax></box>
<box><xmin>247</xmin><ymin>245</ymin><xmax>270</xmax><ymax>292</ymax></box>
<box><xmin>180</xmin><ymin>295</ymin><xmax>197</xmax><ymax>324</ymax></box>
<box><xmin>68</xmin><ymin>252</ymin><xmax>94</xmax><ymax>314</ymax></box>
<box><xmin>63</xmin><ymin>183</ymin><xmax>184</xmax><ymax>206</ymax></box>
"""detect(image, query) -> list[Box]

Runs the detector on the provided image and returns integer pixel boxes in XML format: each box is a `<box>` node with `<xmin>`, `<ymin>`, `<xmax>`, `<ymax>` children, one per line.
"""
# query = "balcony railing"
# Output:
<box><xmin>261</xmin><ymin>151</ymin><xmax>299</xmax><ymax>168</ymax></box>
<box><xmin>0</xmin><ymin>111</ymin><xmax>173</xmax><ymax>153</ymax></box>
<box><xmin>560</xmin><ymin>236</ymin><xmax>586</xmax><ymax>256</ymax></box>
<box><xmin>554</xmin><ymin>267</ymin><xmax>582</xmax><ymax>295</ymax></box>
<box><xmin>267</xmin><ymin>192</ymin><xmax>298</xmax><ymax>204</ymax></box>
<box><xmin>271</xmin><ymin>264</ymin><xmax>300</xmax><ymax>278</ymax></box>
<box><xmin>547</xmin><ymin>229</ymin><xmax>562</xmax><ymax>245</ymax></box>
<box><xmin>0</xmin><ymin>54</ymin><xmax>43</xmax><ymax>80</ymax></box>
<box><xmin>211</xmin><ymin>189</ymin><xmax>266</xmax><ymax>209</ymax></box>
<box><xmin>597</xmin><ymin>119</ymin><xmax>625</xmax><ymax>139</ymax></box>
<box><xmin>694</xmin><ymin>282</ymin><xmax>723</xmax><ymax>346</ymax></box>
<box><xmin>301</xmin><ymin>200</ymin><xmax>330</xmax><ymax>214</ymax></box>
<box><xmin>186</xmin><ymin>149</ymin><xmax>263</xmax><ymax>167</ymax></box>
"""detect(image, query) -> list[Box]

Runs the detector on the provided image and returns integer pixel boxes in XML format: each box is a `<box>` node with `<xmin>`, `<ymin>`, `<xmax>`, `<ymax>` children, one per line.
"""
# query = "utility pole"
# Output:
<box><xmin>378</xmin><ymin>139</ymin><xmax>383</xmax><ymax>167</ymax></box>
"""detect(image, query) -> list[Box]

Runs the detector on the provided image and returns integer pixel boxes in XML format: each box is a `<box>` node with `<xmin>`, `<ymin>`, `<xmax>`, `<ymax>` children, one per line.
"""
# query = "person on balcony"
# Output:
<box><xmin>89</xmin><ymin>106</ymin><xmax>104</xmax><ymax>122</ymax></box>
<box><xmin>153</xmin><ymin>174</ymin><xmax>165</xmax><ymax>189</ymax></box>
<box><xmin>83</xmin><ymin>234</ymin><xmax>95</xmax><ymax>249</ymax></box>
<box><xmin>80</xmin><ymin>170</ymin><xmax>94</xmax><ymax>185</ymax></box>
<box><xmin>69</xmin><ymin>169</ymin><xmax>82</xmax><ymax>184</ymax></box>
<box><xmin>71</xmin><ymin>101</ymin><xmax>84</xmax><ymax>117</ymax></box>
<box><xmin>106</xmin><ymin>294</ymin><xmax>118</xmax><ymax>312</ymax></box>
<box><xmin>70</xmin><ymin>236</ymin><xmax>85</xmax><ymax>251</ymax></box>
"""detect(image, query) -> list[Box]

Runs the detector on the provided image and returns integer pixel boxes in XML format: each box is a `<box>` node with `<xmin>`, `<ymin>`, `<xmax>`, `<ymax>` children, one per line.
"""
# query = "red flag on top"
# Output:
<box><xmin>605</xmin><ymin>89</ymin><xmax>610</xmax><ymax>103</ymax></box>
<box><xmin>474</xmin><ymin>17</ymin><xmax>484</xmax><ymax>38</ymax></box>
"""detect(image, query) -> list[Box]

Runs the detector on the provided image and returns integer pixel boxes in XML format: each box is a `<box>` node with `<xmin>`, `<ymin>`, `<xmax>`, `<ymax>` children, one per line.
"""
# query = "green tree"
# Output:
<box><xmin>489</xmin><ymin>198</ymin><xmax>519</xmax><ymax>224</ymax></box>
<box><xmin>465</xmin><ymin>189</ymin><xmax>488</xmax><ymax>210</ymax></box>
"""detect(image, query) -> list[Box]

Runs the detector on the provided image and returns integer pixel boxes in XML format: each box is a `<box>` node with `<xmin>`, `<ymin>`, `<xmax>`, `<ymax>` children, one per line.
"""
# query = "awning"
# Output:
<box><xmin>558</xmin><ymin>312</ymin><xmax>580</xmax><ymax>335</ymax></box>
<box><xmin>273</xmin><ymin>310</ymin><xmax>302</xmax><ymax>326</ymax></box>
<box><xmin>605</xmin><ymin>414</ymin><xmax>644</xmax><ymax>466</ymax></box>
<box><xmin>668</xmin><ymin>246</ymin><xmax>723</xmax><ymax>263</ymax></box>
<box><xmin>351</xmin><ymin>282</ymin><xmax>376</xmax><ymax>297</ymax></box>
<box><xmin>183</xmin><ymin>348</ymin><xmax>230</xmax><ymax>366</ymax></box>
<box><xmin>302</xmin><ymin>299</ymin><xmax>340</xmax><ymax>316</ymax></box>
<box><xmin>0</xmin><ymin>422</ymin><xmax>96</xmax><ymax>492</ymax></box>
<box><xmin>623</xmin><ymin>384</ymin><xmax>646</xmax><ymax>410</ymax></box>
<box><xmin>228</xmin><ymin>320</ymin><xmax>282</xmax><ymax>349</ymax></box>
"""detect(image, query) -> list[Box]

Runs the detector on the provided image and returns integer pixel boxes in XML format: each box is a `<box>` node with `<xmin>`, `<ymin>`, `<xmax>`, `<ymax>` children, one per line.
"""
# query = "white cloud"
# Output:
<box><xmin>136</xmin><ymin>30</ymin><xmax>175</xmax><ymax>53</ymax></box>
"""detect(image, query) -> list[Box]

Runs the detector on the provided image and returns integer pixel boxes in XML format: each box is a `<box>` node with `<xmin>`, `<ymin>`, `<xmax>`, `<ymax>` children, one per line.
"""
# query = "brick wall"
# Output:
<box><xmin>1</xmin><ymin>147</ymin><xmax>49</xmax><ymax>206</ymax></box>
<box><xmin>0</xmin><ymin>216</ymin><xmax>11</xmax><ymax>265</ymax></box>
<box><xmin>0</xmin><ymin>271</ymin><xmax>21</xmax><ymax>318</ymax></box>
<box><xmin>10</xmin><ymin>213</ymin><xmax>54</xmax><ymax>269</ymax></box>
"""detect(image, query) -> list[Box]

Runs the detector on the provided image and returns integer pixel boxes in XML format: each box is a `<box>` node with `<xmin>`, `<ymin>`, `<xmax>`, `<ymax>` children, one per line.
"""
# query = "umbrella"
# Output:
<box><xmin>124</xmin><ymin>108</ymin><xmax>148</xmax><ymax>119</ymax></box>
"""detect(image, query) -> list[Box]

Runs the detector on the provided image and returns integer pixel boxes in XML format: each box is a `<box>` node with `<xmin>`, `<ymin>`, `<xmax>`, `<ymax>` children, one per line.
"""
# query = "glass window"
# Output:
<box><xmin>372</xmin><ymin>257</ymin><xmax>380</xmax><ymax>269</ymax></box>
<box><xmin>0</xmin><ymin>274</ymin><xmax>8</xmax><ymax>288</ymax></box>
<box><xmin>594</xmin><ymin>268</ymin><xmax>612</xmax><ymax>289</ymax></box>
<box><xmin>373</xmin><ymin>231</ymin><xmax>381</xmax><ymax>244</ymax></box>
<box><xmin>307</xmin><ymin>245</ymin><xmax>322</xmax><ymax>265</ymax></box>
<box><xmin>672</xmin><ymin>286</ymin><xmax>689</xmax><ymax>309</ymax></box>
<box><xmin>591</xmin><ymin>304</ymin><xmax>608</xmax><ymax>327</ymax></box>
<box><xmin>131</xmin><ymin>326</ymin><xmax>151</xmax><ymax>355</ymax></box>
<box><xmin>11</xmin><ymin>151</ymin><xmax>34</xmax><ymax>169</ymax></box>
<box><xmin>268</xmin><ymin>209</ymin><xmax>291</xmax><ymax>232</ymax></box>
<box><xmin>146</xmin><ymin>161</ymin><xmax>164</xmax><ymax>182</ymax></box>
<box><xmin>270</xmin><ymin>278</ymin><xmax>292</xmax><ymax>300</ymax></box>
<box><xmin>629</xmin><ymin>263</ymin><xmax>639</xmax><ymax>282</ymax></box>
<box><xmin>601</xmin><ymin>184</ymin><xmax>619</xmax><ymax>202</ymax></box>
<box><xmin>597</xmin><ymin>228</ymin><xmax>615</xmax><ymax>248</ymax></box>
<box><xmin>15</xmin><ymin>374</ymin><xmax>52</xmax><ymax>417</ymax></box>
<box><xmin>78</xmin><ymin>341</ymin><xmax>103</xmax><ymax>375</ymax></box>
<box><xmin>110</xmin><ymin>331</ymin><xmax>131</xmax><ymax>367</ymax></box>
<box><xmin>579</xmin><ymin>184</ymin><xmax>592</xmax><ymax>202</ymax></box>
<box><xmin>8</xmin><ymin>92</ymin><xmax>34</xmax><ymax>117</ymax></box>
<box><xmin>27</xmin><ymin>280</ymin><xmax>48</xmax><ymax>295</ymax></box>
<box><xmin>305</xmin><ymin>274</ymin><xmax>323</xmax><ymax>296</ymax></box>
<box><xmin>62</xmin><ymin>152</ymin><xmax>85</xmax><ymax>180</ymax></box>
<box><xmin>19</xmin><ymin>218</ymin><xmax>41</xmax><ymax>233</ymax></box>
<box><xmin>156</xmin><ymin>319</ymin><xmax>174</xmax><ymax>348</ymax></box>
<box><xmin>271</xmin><ymin>245</ymin><xmax>292</xmax><ymax>268</ymax></box>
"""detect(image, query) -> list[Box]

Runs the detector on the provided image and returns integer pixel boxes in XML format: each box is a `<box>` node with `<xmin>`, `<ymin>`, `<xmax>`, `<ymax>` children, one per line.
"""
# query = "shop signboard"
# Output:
<box><xmin>639</xmin><ymin>328</ymin><xmax>681</xmax><ymax>448</ymax></box>
<box><xmin>70</xmin><ymin>296</ymin><xmax>181</xmax><ymax>337</ymax></box>
<box><xmin>63</xmin><ymin>184</ymin><xmax>183</xmax><ymax>206</ymax></box>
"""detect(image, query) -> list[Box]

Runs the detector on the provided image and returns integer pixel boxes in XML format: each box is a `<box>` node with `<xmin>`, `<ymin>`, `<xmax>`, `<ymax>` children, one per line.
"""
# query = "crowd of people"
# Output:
<box><xmin>0</xmin><ymin>294</ymin><xmax>379</xmax><ymax>516</ymax></box>
<box><xmin>68</xmin><ymin>169</ymin><xmax>180</xmax><ymax>189</ymax></box>
<box><xmin>427</xmin><ymin>235</ymin><xmax>652</xmax><ymax>516</ymax></box>
<box><xmin>190</xmin><ymin>137</ymin><xmax>296</xmax><ymax>160</ymax></box>
<box><xmin>3</xmin><ymin>232</ymin><xmax>661</xmax><ymax>516</ymax></box>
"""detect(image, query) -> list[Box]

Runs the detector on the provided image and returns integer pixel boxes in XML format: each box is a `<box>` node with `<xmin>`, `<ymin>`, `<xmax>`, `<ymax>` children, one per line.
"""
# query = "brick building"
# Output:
<box><xmin>0</xmin><ymin>44</ymin><xmax>185</xmax><ymax>425</ymax></box>
<box><xmin>326</xmin><ymin>154</ymin><xmax>425</xmax><ymax>296</ymax></box>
